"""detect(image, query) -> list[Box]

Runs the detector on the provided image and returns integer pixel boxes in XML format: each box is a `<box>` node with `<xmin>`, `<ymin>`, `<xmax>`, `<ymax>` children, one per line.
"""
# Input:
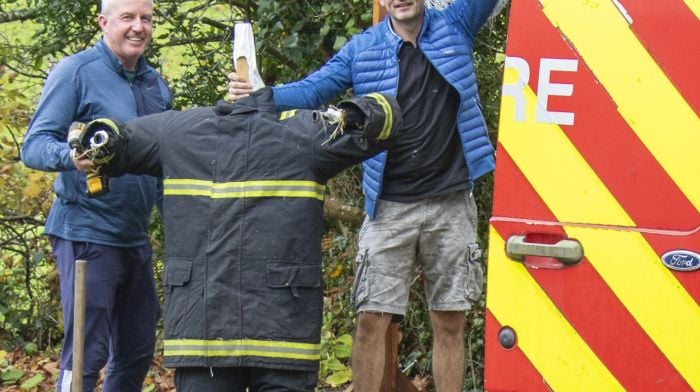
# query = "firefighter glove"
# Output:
<box><xmin>67</xmin><ymin>119</ymin><xmax>122</xmax><ymax>166</ymax></box>
<box><xmin>338</xmin><ymin>93</ymin><xmax>402</xmax><ymax>141</ymax></box>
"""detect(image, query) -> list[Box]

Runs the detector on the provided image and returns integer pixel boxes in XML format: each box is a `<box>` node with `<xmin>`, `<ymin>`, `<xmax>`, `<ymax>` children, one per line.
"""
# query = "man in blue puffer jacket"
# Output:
<box><xmin>21</xmin><ymin>0</ymin><xmax>171</xmax><ymax>390</ymax></box>
<box><xmin>229</xmin><ymin>0</ymin><xmax>507</xmax><ymax>390</ymax></box>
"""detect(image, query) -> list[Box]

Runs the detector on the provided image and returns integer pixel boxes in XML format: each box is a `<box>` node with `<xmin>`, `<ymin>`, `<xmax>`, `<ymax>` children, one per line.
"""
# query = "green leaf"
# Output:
<box><xmin>334</xmin><ymin>344</ymin><xmax>352</xmax><ymax>359</ymax></box>
<box><xmin>24</xmin><ymin>342</ymin><xmax>38</xmax><ymax>356</ymax></box>
<box><xmin>20</xmin><ymin>373</ymin><xmax>44</xmax><ymax>390</ymax></box>
<box><xmin>323</xmin><ymin>357</ymin><xmax>345</xmax><ymax>370</ymax></box>
<box><xmin>282</xmin><ymin>33</ymin><xmax>299</xmax><ymax>49</ymax></box>
<box><xmin>333</xmin><ymin>36</ymin><xmax>348</xmax><ymax>52</ymax></box>
<box><xmin>1</xmin><ymin>368</ymin><xmax>24</xmax><ymax>382</ymax></box>
<box><xmin>336</xmin><ymin>333</ymin><xmax>353</xmax><ymax>346</ymax></box>
<box><xmin>326</xmin><ymin>369</ymin><xmax>352</xmax><ymax>387</ymax></box>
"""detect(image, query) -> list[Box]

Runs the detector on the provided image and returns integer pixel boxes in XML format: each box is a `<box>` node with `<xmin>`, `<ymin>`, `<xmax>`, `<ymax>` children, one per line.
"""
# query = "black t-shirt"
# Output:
<box><xmin>380</xmin><ymin>42</ymin><xmax>469</xmax><ymax>202</ymax></box>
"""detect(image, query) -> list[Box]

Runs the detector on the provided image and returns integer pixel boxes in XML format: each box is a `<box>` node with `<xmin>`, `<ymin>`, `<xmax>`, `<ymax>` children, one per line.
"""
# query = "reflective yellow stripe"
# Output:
<box><xmin>165</xmin><ymin>178</ymin><xmax>212</xmax><ymax>186</ymax></box>
<box><xmin>280</xmin><ymin>109</ymin><xmax>297</xmax><ymax>120</ymax></box>
<box><xmin>163</xmin><ymin>179</ymin><xmax>325</xmax><ymax>201</ymax></box>
<box><xmin>541</xmin><ymin>0</ymin><xmax>700</xmax><ymax>212</ymax></box>
<box><xmin>487</xmin><ymin>227</ymin><xmax>625</xmax><ymax>391</ymax></box>
<box><xmin>365</xmin><ymin>93</ymin><xmax>393</xmax><ymax>140</ymax></box>
<box><xmin>163</xmin><ymin>338</ymin><xmax>321</xmax><ymax>361</ymax></box>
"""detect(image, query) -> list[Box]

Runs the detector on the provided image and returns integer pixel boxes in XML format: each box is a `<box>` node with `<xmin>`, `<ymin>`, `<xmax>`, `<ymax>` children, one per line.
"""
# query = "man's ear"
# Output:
<box><xmin>97</xmin><ymin>14</ymin><xmax>107</xmax><ymax>31</ymax></box>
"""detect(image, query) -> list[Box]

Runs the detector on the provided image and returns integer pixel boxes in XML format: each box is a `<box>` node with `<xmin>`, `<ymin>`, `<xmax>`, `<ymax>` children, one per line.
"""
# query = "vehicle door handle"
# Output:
<box><xmin>506</xmin><ymin>234</ymin><xmax>583</xmax><ymax>268</ymax></box>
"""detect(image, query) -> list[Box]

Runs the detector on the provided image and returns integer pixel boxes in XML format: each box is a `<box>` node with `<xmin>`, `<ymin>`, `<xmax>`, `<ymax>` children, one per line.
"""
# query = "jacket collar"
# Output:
<box><xmin>215</xmin><ymin>87</ymin><xmax>276</xmax><ymax>116</ymax></box>
<box><xmin>95</xmin><ymin>38</ymin><xmax>149</xmax><ymax>76</ymax></box>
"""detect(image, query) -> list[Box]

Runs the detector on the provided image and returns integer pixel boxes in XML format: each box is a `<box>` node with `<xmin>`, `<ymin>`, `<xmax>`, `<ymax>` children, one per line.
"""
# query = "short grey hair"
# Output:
<box><xmin>101</xmin><ymin>0</ymin><xmax>153</xmax><ymax>15</ymax></box>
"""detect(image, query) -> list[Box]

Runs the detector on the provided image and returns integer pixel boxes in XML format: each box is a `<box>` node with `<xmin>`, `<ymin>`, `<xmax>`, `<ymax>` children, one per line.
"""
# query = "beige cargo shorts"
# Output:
<box><xmin>353</xmin><ymin>190</ymin><xmax>484</xmax><ymax>314</ymax></box>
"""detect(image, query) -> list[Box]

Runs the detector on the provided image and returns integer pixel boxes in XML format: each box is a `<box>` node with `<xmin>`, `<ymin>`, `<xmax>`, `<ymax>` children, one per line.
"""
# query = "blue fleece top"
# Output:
<box><xmin>21</xmin><ymin>39</ymin><xmax>172</xmax><ymax>247</ymax></box>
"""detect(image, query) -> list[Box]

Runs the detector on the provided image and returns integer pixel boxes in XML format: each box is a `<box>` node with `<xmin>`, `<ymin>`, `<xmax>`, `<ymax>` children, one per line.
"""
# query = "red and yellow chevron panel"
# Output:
<box><xmin>484</xmin><ymin>0</ymin><xmax>700</xmax><ymax>390</ymax></box>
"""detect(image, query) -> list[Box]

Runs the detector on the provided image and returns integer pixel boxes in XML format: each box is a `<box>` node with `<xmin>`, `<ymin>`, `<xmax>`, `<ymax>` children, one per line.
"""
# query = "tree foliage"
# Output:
<box><xmin>0</xmin><ymin>65</ymin><xmax>58</xmax><ymax>349</ymax></box>
<box><xmin>0</xmin><ymin>1</ymin><xmax>509</xmax><ymax>390</ymax></box>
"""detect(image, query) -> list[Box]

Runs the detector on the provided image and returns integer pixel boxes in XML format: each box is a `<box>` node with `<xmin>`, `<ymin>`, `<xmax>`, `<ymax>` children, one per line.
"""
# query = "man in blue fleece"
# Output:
<box><xmin>228</xmin><ymin>0</ymin><xmax>507</xmax><ymax>390</ymax></box>
<box><xmin>20</xmin><ymin>0</ymin><xmax>171</xmax><ymax>390</ymax></box>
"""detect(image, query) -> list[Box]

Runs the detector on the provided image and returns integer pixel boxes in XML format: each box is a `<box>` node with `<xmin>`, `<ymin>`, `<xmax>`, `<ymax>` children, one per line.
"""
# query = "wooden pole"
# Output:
<box><xmin>373</xmin><ymin>0</ymin><xmax>387</xmax><ymax>25</ymax></box>
<box><xmin>236</xmin><ymin>57</ymin><xmax>250</xmax><ymax>83</ymax></box>
<box><xmin>72</xmin><ymin>259</ymin><xmax>87</xmax><ymax>392</ymax></box>
<box><xmin>380</xmin><ymin>322</ymin><xmax>400</xmax><ymax>391</ymax></box>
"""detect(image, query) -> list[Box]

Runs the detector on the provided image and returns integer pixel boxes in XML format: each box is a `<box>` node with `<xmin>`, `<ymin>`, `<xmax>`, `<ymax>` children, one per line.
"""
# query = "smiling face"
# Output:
<box><xmin>380</xmin><ymin>0</ymin><xmax>425</xmax><ymax>24</ymax></box>
<box><xmin>98</xmin><ymin>0</ymin><xmax>153</xmax><ymax>71</ymax></box>
<box><xmin>379</xmin><ymin>0</ymin><xmax>425</xmax><ymax>41</ymax></box>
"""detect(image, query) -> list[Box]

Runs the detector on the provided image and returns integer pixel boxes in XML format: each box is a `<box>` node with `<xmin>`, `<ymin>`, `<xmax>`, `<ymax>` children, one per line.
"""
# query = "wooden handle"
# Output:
<box><xmin>236</xmin><ymin>56</ymin><xmax>249</xmax><ymax>83</ymax></box>
<box><xmin>72</xmin><ymin>259</ymin><xmax>87</xmax><ymax>392</ymax></box>
<box><xmin>373</xmin><ymin>0</ymin><xmax>387</xmax><ymax>25</ymax></box>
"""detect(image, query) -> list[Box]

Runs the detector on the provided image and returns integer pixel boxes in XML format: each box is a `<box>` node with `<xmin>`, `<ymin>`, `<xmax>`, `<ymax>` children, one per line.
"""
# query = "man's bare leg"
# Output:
<box><xmin>430</xmin><ymin>310</ymin><xmax>465</xmax><ymax>392</ymax></box>
<box><xmin>351</xmin><ymin>311</ymin><xmax>393</xmax><ymax>392</ymax></box>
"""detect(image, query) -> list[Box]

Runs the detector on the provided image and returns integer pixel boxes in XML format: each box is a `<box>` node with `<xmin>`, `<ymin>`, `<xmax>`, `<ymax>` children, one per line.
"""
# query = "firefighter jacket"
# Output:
<box><xmin>88</xmin><ymin>88</ymin><xmax>401</xmax><ymax>372</ymax></box>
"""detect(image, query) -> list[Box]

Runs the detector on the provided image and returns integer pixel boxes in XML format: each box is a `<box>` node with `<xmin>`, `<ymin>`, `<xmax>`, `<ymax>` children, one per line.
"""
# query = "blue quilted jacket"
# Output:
<box><xmin>274</xmin><ymin>0</ymin><xmax>497</xmax><ymax>218</ymax></box>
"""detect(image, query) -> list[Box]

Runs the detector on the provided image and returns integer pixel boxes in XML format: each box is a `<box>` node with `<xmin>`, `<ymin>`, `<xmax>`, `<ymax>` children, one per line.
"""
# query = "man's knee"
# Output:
<box><xmin>430</xmin><ymin>310</ymin><xmax>465</xmax><ymax>338</ymax></box>
<box><xmin>355</xmin><ymin>312</ymin><xmax>393</xmax><ymax>342</ymax></box>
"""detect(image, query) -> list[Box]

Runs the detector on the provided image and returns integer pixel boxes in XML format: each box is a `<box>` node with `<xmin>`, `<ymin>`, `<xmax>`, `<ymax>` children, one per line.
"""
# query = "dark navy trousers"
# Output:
<box><xmin>51</xmin><ymin>237</ymin><xmax>159</xmax><ymax>392</ymax></box>
<box><xmin>175</xmin><ymin>367</ymin><xmax>319</xmax><ymax>392</ymax></box>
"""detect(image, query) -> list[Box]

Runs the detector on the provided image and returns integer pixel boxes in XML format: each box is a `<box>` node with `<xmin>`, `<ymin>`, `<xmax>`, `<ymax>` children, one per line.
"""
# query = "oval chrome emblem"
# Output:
<box><xmin>661</xmin><ymin>250</ymin><xmax>700</xmax><ymax>272</ymax></box>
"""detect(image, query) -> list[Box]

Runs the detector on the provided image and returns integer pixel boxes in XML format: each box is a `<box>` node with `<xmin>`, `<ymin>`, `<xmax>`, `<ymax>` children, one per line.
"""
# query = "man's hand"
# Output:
<box><xmin>67</xmin><ymin>122</ymin><xmax>95</xmax><ymax>172</ymax></box>
<box><xmin>66</xmin><ymin>118</ymin><xmax>121</xmax><ymax>172</ymax></box>
<box><xmin>71</xmin><ymin>150</ymin><xmax>95</xmax><ymax>173</ymax></box>
<box><xmin>227</xmin><ymin>72</ymin><xmax>254</xmax><ymax>101</ymax></box>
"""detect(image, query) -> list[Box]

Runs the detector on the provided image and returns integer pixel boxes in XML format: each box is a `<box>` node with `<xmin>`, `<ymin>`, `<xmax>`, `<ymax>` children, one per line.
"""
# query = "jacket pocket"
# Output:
<box><xmin>465</xmin><ymin>244</ymin><xmax>484</xmax><ymax>302</ymax></box>
<box><xmin>163</xmin><ymin>258</ymin><xmax>202</xmax><ymax>337</ymax></box>
<box><xmin>261</xmin><ymin>262</ymin><xmax>323</xmax><ymax>340</ymax></box>
<box><xmin>267</xmin><ymin>262</ymin><xmax>321</xmax><ymax>298</ymax></box>
<box><xmin>352</xmin><ymin>249</ymin><xmax>369</xmax><ymax>307</ymax></box>
<box><xmin>164</xmin><ymin>258</ymin><xmax>192</xmax><ymax>286</ymax></box>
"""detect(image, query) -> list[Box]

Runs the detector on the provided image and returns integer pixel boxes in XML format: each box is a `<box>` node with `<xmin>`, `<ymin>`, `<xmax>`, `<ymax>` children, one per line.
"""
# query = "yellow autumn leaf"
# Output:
<box><xmin>329</xmin><ymin>264</ymin><xmax>344</xmax><ymax>279</ymax></box>
<box><xmin>24</xmin><ymin>171</ymin><xmax>49</xmax><ymax>199</ymax></box>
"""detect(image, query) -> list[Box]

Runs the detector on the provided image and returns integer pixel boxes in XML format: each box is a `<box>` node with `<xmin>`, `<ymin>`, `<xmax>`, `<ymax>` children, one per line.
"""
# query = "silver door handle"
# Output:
<box><xmin>506</xmin><ymin>235</ymin><xmax>583</xmax><ymax>266</ymax></box>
